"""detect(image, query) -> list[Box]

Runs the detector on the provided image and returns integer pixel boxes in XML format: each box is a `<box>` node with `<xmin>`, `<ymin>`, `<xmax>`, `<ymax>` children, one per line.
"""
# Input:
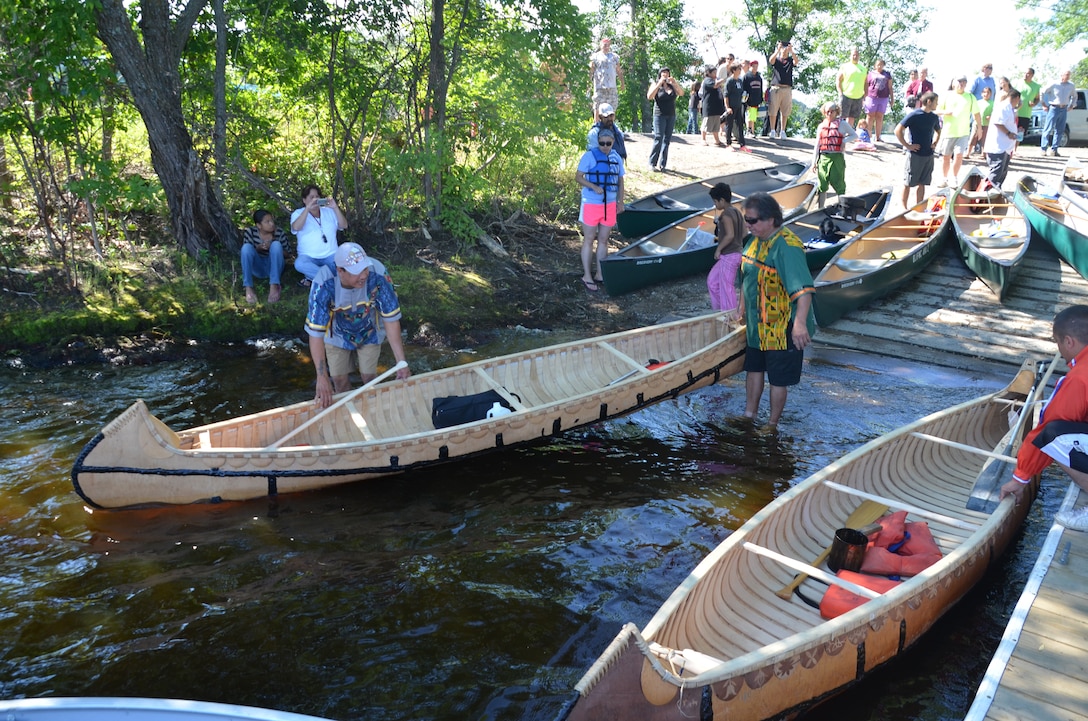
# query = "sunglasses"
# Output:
<box><xmin>599</xmin><ymin>141</ymin><xmax>614</xmax><ymax>147</ymax></box>
<box><xmin>743</xmin><ymin>216</ymin><xmax>764</xmax><ymax>224</ymax></box>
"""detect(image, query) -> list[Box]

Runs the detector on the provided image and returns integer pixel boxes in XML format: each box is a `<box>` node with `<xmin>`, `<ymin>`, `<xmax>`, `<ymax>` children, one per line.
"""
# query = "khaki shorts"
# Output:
<box><xmin>326</xmin><ymin>343</ymin><xmax>382</xmax><ymax>378</ymax></box>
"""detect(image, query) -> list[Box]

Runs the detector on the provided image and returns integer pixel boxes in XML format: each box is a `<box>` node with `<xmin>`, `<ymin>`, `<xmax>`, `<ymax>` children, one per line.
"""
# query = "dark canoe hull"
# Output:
<box><xmin>796</xmin><ymin>189</ymin><xmax>893</xmax><ymax>272</ymax></box>
<box><xmin>812</xmin><ymin>191</ymin><xmax>951</xmax><ymax>327</ymax></box>
<box><xmin>1014</xmin><ymin>175</ymin><xmax>1088</xmax><ymax>282</ymax></box>
<box><xmin>615</xmin><ymin>162</ymin><xmax>810</xmax><ymax>238</ymax></box>
<box><xmin>951</xmin><ymin>167</ymin><xmax>1030</xmax><ymax>301</ymax></box>
<box><xmin>600</xmin><ymin>181</ymin><xmax>817</xmax><ymax>296</ymax></box>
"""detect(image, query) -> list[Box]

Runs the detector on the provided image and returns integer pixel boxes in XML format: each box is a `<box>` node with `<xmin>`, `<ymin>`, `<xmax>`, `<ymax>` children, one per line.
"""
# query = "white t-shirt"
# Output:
<box><xmin>289</xmin><ymin>206</ymin><xmax>339</xmax><ymax>259</ymax></box>
<box><xmin>984</xmin><ymin>98</ymin><xmax>1017</xmax><ymax>155</ymax></box>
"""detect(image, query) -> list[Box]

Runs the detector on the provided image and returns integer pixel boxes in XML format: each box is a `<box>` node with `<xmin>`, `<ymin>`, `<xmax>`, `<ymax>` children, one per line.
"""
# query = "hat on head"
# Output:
<box><xmin>597</xmin><ymin>102</ymin><xmax>615</xmax><ymax>116</ymax></box>
<box><xmin>334</xmin><ymin>242</ymin><xmax>374</xmax><ymax>274</ymax></box>
<box><xmin>956</xmin><ymin>74</ymin><xmax>968</xmax><ymax>82</ymax></box>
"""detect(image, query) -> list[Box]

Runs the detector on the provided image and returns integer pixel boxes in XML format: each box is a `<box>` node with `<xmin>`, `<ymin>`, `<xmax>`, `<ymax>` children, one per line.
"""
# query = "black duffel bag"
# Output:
<box><xmin>431</xmin><ymin>389</ymin><xmax>518</xmax><ymax>429</ymax></box>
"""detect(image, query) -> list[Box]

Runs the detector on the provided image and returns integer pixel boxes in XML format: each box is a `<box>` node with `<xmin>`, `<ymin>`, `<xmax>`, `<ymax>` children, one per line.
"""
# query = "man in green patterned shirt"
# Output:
<box><xmin>737</xmin><ymin>192</ymin><xmax>816</xmax><ymax>428</ymax></box>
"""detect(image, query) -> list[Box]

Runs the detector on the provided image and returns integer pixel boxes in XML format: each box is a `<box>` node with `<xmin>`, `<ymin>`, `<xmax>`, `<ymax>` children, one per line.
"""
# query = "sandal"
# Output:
<box><xmin>581</xmin><ymin>278</ymin><xmax>599</xmax><ymax>293</ymax></box>
<box><xmin>298</xmin><ymin>278</ymin><xmax>312</xmax><ymax>288</ymax></box>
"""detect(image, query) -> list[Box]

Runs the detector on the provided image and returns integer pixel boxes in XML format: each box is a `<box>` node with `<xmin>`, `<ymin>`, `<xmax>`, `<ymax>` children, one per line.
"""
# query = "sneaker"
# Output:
<box><xmin>1052</xmin><ymin>149</ymin><xmax>1061</xmax><ymax>157</ymax></box>
<box><xmin>739</xmin><ymin>145</ymin><xmax>751</xmax><ymax>153</ymax></box>
<box><xmin>1055</xmin><ymin>506</ymin><xmax>1088</xmax><ymax>531</ymax></box>
<box><xmin>936</xmin><ymin>177</ymin><xmax>948</xmax><ymax>188</ymax></box>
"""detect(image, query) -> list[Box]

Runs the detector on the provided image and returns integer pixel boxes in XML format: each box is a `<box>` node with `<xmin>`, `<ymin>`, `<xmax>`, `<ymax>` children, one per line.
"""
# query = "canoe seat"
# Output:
<box><xmin>972</xmin><ymin>235</ymin><xmax>1024</xmax><ymax>248</ymax></box>
<box><xmin>653</xmin><ymin>194</ymin><xmax>694</xmax><ymax>210</ymax></box>
<box><xmin>835</xmin><ymin>258</ymin><xmax>888</xmax><ymax>272</ymax></box>
<box><xmin>960</xmin><ymin>189</ymin><xmax>1002</xmax><ymax>201</ymax></box>
<box><xmin>903</xmin><ymin>210</ymin><xmax>938</xmax><ymax>221</ymax></box>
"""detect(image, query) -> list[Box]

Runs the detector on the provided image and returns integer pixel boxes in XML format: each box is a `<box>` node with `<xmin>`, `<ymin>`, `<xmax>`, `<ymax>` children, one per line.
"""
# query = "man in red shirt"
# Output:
<box><xmin>1001</xmin><ymin>305</ymin><xmax>1088</xmax><ymax>530</ymax></box>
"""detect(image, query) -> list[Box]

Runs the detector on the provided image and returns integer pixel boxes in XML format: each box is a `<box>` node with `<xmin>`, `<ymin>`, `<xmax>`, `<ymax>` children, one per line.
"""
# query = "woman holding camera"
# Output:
<box><xmin>290</xmin><ymin>184</ymin><xmax>346</xmax><ymax>285</ymax></box>
<box><xmin>647</xmin><ymin>67</ymin><xmax>683</xmax><ymax>171</ymax></box>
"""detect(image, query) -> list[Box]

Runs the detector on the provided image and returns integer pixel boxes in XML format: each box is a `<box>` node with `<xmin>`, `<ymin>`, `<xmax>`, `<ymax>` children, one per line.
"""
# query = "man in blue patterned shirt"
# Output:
<box><xmin>305</xmin><ymin>243</ymin><xmax>411</xmax><ymax>407</ymax></box>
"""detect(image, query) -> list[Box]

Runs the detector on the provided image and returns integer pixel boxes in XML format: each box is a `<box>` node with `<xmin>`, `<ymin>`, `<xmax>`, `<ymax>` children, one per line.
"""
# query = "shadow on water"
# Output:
<box><xmin>0</xmin><ymin>337</ymin><xmax>1060</xmax><ymax>720</ymax></box>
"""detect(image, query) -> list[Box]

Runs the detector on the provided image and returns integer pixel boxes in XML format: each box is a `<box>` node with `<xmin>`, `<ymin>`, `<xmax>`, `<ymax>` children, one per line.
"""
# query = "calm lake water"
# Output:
<box><xmin>0</xmin><ymin>334</ymin><xmax>1066</xmax><ymax>720</ymax></box>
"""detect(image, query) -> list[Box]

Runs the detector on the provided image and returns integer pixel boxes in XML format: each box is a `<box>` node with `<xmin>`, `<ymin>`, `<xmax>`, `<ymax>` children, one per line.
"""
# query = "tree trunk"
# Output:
<box><xmin>94</xmin><ymin>0</ymin><xmax>238</xmax><ymax>257</ymax></box>
<box><xmin>423</xmin><ymin>0</ymin><xmax>446</xmax><ymax>230</ymax></box>
<box><xmin>212</xmin><ymin>0</ymin><xmax>227</xmax><ymax>183</ymax></box>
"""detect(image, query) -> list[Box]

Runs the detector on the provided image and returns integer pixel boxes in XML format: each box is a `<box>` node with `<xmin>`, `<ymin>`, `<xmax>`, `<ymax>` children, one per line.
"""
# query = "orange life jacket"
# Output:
<box><xmin>819</xmin><ymin>570</ymin><xmax>901</xmax><ymax>619</ymax></box>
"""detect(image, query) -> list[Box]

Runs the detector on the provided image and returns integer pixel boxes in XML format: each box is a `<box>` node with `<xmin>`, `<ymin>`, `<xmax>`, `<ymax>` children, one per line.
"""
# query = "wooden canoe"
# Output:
<box><xmin>1062</xmin><ymin>158</ymin><xmax>1088</xmax><ymax>199</ymax></box>
<box><xmin>950</xmin><ymin>167</ymin><xmax>1031</xmax><ymax>301</ymax></box>
<box><xmin>1014</xmin><ymin>174</ymin><xmax>1088</xmax><ymax>282</ymax></box>
<box><xmin>557</xmin><ymin>358</ymin><xmax>1046</xmax><ymax>721</ymax></box>
<box><xmin>812</xmin><ymin>189</ymin><xmax>952</xmax><ymax>327</ymax></box>
<box><xmin>72</xmin><ymin>314</ymin><xmax>746</xmax><ymax>509</ymax></box>
<box><xmin>600</xmin><ymin>181</ymin><xmax>817</xmax><ymax>296</ymax></box>
<box><xmin>795</xmin><ymin>188</ymin><xmax>894</xmax><ymax>272</ymax></box>
<box><xmin>615</xmin><ymin>162</ymin><xmax>810</xmax><ymax>238</ymax></box>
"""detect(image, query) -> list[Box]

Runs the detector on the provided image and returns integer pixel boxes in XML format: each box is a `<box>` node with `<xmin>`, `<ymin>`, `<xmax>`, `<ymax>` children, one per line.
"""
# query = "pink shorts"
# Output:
<box><xmin>580</xmin><ymin>202</ymin><xmax>619</xmax><ymax>228</ymax></box>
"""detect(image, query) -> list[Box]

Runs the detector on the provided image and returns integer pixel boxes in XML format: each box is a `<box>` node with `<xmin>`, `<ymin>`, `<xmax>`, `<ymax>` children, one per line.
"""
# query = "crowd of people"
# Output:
<box><xmin>578</xmin><ymin>35</ymin><xmax>1080</xmax><ymax>445</ymax></box>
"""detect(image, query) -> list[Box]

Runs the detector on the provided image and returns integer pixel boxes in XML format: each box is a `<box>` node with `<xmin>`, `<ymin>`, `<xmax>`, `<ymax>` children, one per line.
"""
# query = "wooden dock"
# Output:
<box><xmin>814</xmin><ymin>238</ymin><xmax>1088</xmax><ymax>375</ymax></box>
<box><xmin>964</xmin><ymin>483</ymin><xmax>1088</xmax><ymax>721</ymax></box>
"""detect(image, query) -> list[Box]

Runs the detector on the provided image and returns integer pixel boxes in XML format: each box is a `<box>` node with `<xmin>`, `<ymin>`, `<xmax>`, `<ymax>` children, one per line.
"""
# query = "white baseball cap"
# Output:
<box><xmin>334</xmin><ymin>243</ymin><xmax>374</xmax><ymax>274</ymax></box>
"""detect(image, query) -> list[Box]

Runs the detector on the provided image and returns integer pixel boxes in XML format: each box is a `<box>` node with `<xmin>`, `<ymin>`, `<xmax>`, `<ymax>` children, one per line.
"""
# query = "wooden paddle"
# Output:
<box><xmin>265</xmin><ymin>360</ymin><xmax>408</xmax><ymax>450</ymax></box>
<box><xmin>774</xmin><ymin>499</ymin><xmax>889</xmax><ymax>600</ymax></box>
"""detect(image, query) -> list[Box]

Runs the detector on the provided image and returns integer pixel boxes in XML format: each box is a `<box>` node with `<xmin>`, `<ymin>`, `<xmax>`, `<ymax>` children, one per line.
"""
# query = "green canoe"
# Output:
<box><xmin>797</xmin><ymin>188</ymin><xmax>894</xmax><ymax>272</ymax></box>
<box><xmin>813</xmin><ymin>189</ymin><xmax>952</xmax><ymax>327</ymax></box>
<box><xmin>950</xmin><ymin>167</ymin><xmax>1030</xmax><ymax>301</ymax></box>
<box><xmin>600</xmin><ymin>180</ymin><xmax>816</xmax><ymax>296</ymax></box>
<box><xmin>615</xmin><ymin>162</ymin><xmax>810</xmax><ymax>238</ymax></box>
<box><xmin>1014</xmin><ymin>174</ymin><xmax>1088</xmax><ymax>281</ymax></box>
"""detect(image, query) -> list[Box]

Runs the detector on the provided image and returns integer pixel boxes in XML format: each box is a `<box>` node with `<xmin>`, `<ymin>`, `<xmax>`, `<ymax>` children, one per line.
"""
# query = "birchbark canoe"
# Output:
<box><xmin>812</xmin><ymin>189</ymin><xmax>952</xmax><ymax>327</ymax></box>
<box><xmin>950</xmin><ymin>166</ymin><xmax>1031</xmax><ymax>300</ymax></box>
<box><xmin>599</xmin><ymin>181</ymin><xmax>817</xmax><ymax>296</ymax></box>
<box><xmin>615</xmin><ymin>162</ymin><xmax>810</xmax><ymax>238</ymax></box>
<box><xmin>72</xmin><ymin>314</ymin><xmax>746</xmax><ymax>509</ymax></box>
<box><xmin>556</xmin><ymin>358</ymin><xmax>1047</xmax><ymax>721</ymax></box>
<box><xmin>1014</xmin><ymin>174</ymin><xmax>1088</xmax><ymax>281</ymax></box>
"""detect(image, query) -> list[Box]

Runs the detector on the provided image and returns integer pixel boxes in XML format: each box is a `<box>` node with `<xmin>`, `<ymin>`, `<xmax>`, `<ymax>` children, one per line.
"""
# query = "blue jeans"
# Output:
<box><xmin>294</xmin><ymin>253</ymin><xmax>336</xmax><ymax>281</ymax></box>
<box><xmin>649</xmin><ymin>113</ymin><xmax>676</xmax><ymax>169</ymax></box>
<box><xmin>686</xmin><ymin>112</ymin><xmax>699</xmax><ymax>134</ymax></box>
<box><xmin>241</xmin><ymin>241</ymin><xmax>285</xmax><ymax>287</ymax></box>
<box><xmin>1041</xmin><ymin>106</ymin><xmax>1068</xmax><ymax>151</ymax></box>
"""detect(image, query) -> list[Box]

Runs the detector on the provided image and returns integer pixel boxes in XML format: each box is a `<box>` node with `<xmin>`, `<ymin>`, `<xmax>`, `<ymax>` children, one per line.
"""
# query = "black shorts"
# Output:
<box><xmin>1032</xmin><ymin>420</ymin><xmax>1088</xmax><ymax>473</ymax></box>
<box><xmin>743</xmin><ymin>343</ymin><xmax>804</xmax><ymax>386</ymax></box>
<box><xmin>1016</xmin><ymin>116</ymin><xmax>1031</xmax><ymax>132</ymax></box>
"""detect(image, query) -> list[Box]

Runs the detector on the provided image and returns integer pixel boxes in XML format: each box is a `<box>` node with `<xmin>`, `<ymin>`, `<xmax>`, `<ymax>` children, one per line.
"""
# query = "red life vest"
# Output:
<box><xmin>817</xmin><ymin>120</ymin><xmax>845</xmax><ymax>153</ymax></box>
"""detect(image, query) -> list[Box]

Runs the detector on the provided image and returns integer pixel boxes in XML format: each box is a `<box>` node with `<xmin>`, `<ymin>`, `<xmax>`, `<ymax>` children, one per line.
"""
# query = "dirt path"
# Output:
<box><xmin>582</xmin><ymin>130</ymin><xmax>1083</xmax><ymax>330</ymax></box>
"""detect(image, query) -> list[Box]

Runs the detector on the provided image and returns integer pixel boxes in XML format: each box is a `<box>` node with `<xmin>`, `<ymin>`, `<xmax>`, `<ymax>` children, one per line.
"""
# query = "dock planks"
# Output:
<box><xmin>965</xmin><ymin>485</ymin><xmax>1088</xmax><ymax>721</ymax></box>
<box><xmin>814</xmin><ymin>241</ymin><xmax>1088</xmax><ymax>374</ymax></box>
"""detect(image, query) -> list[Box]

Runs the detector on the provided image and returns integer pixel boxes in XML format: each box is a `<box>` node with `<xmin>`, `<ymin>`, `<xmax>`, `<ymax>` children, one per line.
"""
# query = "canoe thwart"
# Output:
<box><xmin>908</xmin><ymin>432</ymin><xmax>1018</xmax><ymax>464</ymax></box>
<box><xmin>742</xmin><ymin>542</ymin><xmax>882</xmax><ymax>599</ymax></box>
<box><xmin>823</xmin><ymin>481</ymin><xmax>978</xmax><ymax>530</ymax></box>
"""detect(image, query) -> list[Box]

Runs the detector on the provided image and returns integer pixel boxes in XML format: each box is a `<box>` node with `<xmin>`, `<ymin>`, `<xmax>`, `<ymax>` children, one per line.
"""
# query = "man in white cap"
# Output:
<box><xmin>305</xmin><ymin>242</ymin><xmax>410</xmax><ymax>408</ymax></box>
<box><xmin>586</xmin><ymin>102</ymin><xmax>628</xmax><ymax>162</ymax></box>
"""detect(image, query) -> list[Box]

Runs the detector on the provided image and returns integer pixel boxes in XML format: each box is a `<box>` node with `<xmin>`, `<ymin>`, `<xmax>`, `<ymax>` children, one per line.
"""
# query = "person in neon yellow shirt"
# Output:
<box><xmin>1014</xmin><ymin>67</ymin><xmax>1042</xmax><ymax>153</ymax></box>
<box><xmin>836</xmin><ymin>47</ymin><xmax>867</xmax><ymax>128</ymax></box>
<box><xmin>935</xmin><ymin>75</ymin><xmax>981</xmax><ymax>187</ymax></box>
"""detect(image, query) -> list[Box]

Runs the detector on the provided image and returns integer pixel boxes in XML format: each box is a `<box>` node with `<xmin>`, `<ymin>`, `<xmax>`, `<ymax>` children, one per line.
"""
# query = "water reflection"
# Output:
<box><xmin>0</xmin><ymin>338</ymin><xmax>1065</xmax><ymax>720</ymax></box>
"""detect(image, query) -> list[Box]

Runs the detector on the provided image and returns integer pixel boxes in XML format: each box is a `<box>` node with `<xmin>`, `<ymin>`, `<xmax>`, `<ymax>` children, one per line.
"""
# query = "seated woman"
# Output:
<box><xmin>241</xmin><ymin>209</ymin><xmax>287</xmax><ymax>303</ymax></box>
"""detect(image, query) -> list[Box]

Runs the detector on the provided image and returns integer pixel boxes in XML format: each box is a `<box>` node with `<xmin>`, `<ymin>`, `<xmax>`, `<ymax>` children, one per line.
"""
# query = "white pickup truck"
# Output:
<box><xmin>1025</xmin><ymin>88</ymin><xmax>1087</xmax><ymax>147</ymax></box>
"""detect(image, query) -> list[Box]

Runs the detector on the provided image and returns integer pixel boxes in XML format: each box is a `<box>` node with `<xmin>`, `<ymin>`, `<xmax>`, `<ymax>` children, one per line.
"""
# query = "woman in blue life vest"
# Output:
<box><xmin>575</xmin><ymin>128</ymin><xmax>625</xmax><ymax>292</ymax></box>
